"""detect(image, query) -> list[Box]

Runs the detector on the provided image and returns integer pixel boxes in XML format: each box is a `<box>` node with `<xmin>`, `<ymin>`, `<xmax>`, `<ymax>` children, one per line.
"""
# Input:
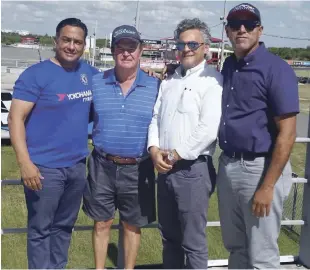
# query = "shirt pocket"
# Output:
<box><xmin>177</xmin><ymin>88</ymin><xmax>199</xmax><ymax>114</ymax></box>
<box><xmin>234</xmin><ymin>71</ymin><xmax>254</xmax><ymax>102</ymax></box>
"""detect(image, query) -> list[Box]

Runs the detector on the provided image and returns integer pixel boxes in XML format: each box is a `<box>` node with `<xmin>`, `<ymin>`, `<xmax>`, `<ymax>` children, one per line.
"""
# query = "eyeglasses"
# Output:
<box><xmin>175</xmin><ymin>41</ymin><xmax>204</xmax><ymax>51</ymax></box>
<box><xmin>226</xmin><ymin>20</ymin><xmax>261</xmax><ymax>32</ymax></box>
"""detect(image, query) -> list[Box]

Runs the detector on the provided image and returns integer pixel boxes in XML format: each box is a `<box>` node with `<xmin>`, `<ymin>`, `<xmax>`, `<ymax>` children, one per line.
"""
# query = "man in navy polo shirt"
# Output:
<box><xmin>217</xmin><ymin>3</ymin><xmax>299</xmax><ymax>268</ymax></box>
<box><xmin>8</xmin><ymin>18</ymin><xmax>99</xmax><ymax>269</ymax></box>
<box><xmin>82</xmin><ymin>25</ymin><xmax>159</xmax><ymax>269</ymax></box>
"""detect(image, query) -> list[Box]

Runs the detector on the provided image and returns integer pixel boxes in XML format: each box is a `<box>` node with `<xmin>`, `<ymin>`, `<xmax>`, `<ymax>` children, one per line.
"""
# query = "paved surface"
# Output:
<box><xmin>297</xmin><ymin>112</ymin><xmax>310</xmax><ymax>138</ymax></box>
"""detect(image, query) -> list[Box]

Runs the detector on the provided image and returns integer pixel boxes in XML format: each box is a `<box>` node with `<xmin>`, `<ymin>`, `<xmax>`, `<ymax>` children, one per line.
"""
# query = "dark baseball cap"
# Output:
<box><xmin>111</xmin><ymin>25</ymin><xmax>142</xmax><ymax>47</ymax></box>
<box><xmin>227</xmin><ymin>3</ymin><xmax>261</xmax><ymax>22</ymax></box>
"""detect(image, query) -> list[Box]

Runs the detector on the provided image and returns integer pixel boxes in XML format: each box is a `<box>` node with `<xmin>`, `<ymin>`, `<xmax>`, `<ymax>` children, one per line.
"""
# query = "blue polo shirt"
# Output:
<box><xmin>13</xmin><ymin>59</ymin><xmax>99</xmax><ymax>168</ymax></box>
<box><xmin>92</xmin><ymin>68</ymin><xmax>160</xmax><ymax>157</ymax></box>
<box><xmin>219</xmin><ymin>42</ymin><xmax>299</xmax><ymax>154</ymax></box>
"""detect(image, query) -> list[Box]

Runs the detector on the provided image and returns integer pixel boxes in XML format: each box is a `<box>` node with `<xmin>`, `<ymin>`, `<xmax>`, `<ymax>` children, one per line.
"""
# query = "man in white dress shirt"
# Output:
<box><xmin>148</xmin><ymin>18</ymin><xmax>223</xmax><ymax>269</ymax></box>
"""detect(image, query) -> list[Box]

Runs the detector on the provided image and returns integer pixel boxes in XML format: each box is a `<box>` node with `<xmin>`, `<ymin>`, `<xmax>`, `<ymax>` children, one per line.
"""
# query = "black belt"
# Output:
<box><xmin>224</xmin><ymin>151</ymin><xmax>271</xmax><ymax>160</ymax></box>
<box><xmin>173</xmin><ymin>155</ymin><xmax>206</xmax><ymax>168</ymax></box>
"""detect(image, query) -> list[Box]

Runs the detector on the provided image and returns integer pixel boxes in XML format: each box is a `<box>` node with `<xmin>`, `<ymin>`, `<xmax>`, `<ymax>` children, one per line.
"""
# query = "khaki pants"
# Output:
<box><xmin>217</xmin><ymin>152</ymin><xmax>292</xmax><ymax>269</ymax></box>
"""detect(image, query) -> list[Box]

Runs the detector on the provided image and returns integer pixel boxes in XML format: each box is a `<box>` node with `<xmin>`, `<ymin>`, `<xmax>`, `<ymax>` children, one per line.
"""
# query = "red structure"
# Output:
<box><xmin>20</xmin><ymin>36</ymin><xmax>39</xmax><ymax>45</ymax></box>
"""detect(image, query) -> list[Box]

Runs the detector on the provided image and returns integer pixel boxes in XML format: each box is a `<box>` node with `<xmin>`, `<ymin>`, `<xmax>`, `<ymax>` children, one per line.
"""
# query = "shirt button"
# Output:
<box><xmin>236</xmin><ymin>70</ymin><xmax>239</xmax><ymax>72</ymax></box>
<box><xmin>231</xmin><ymin>87</ymin><xmax>234</xmax><ymax>90</ymax></box>
<box><xmin>119</xmin><ymin>92</ymin><xmax>122</xmax><ymax>95</ymax></box>
<box><xmin>224</xmin><ymin>141</ymin><xmax>227</xmax><ymax>144</ymax></box>
<box><xmin>246</xmin><ymin>63</ymin><xmax>249</xmax><ymax>65</ymax></box>
<box><xmin>224</xmin><ymin>122</ymin><xmax>226</xmax><ymax>125</ymax></box>
<box><xmin>122</xmin><ymin>105</ymin><xmax>124</xmax><ymax>108</ymax></box>
<box><xmin>227</xmin><ymin>104</ymin><xmax>229</xmax><ymax>107</ymax></box>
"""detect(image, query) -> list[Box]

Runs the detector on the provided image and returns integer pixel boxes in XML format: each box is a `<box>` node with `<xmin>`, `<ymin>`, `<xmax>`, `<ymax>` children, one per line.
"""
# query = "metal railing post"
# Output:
<box><xmin>299</xmin><ymin>111</ymin><xmax>310</xmax><ymax>268</ymax></box>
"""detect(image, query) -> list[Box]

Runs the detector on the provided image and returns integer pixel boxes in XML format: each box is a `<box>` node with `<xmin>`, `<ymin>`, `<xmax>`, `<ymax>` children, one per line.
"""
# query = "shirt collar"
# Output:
<box><xmin>233</xmin><ymin>42</ymin><xmax>266</xmax><ymax>64</ymax></box>
<box><xmin>104</xmin><ymin>67</ymin><xmax>147</xmax><ymax>87</ymax></box>
<box><xmin>176</xmin><ymin>60</ymin><xmax>206</xmax><ymax>77</ymax></box>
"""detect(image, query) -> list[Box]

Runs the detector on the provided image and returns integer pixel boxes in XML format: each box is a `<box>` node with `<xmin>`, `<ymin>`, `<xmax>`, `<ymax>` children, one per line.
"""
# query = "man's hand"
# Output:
<box><xmin>149</xmin><ymin>146</ymin><xmax>172</xmax><ymax>173</ymax></box>
<box><xmin>141</xmin><ymin>67</ymin><xmax>159</xmax><ymax>78</ymax></box>
<box><xmin>165</xmin><ymin>149</ymin><xmax>182</xmax><ymax>166</ymax></box>
<box><xmin>20</xmin><ymin>160</ymin><xmax>44</xmax><ymax>191</ymax></box>
<box><xmin>252</xmin><ymin>185</ymin><xmax>274</xmax><ymax>217</ymax></box>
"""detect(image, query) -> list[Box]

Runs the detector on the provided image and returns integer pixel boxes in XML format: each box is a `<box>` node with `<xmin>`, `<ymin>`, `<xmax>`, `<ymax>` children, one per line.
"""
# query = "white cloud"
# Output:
<box><xmin>1</xmin><ymin>1</ymin><xmax>309</xmax><ymax>48</ymax></box>
<box><xmin>277</xmin><ymin>21</ymin><xmax>286</xmax><ymax>28</ymax></box>
<box><xmin>16</xmin><ymin>3</ymin><xmax>29</xmax><ymax>11</ymax></box>
<box><xmin>260</xmin><ymin>0</ymin><xmax>302</xmax><ymax>8</ymax></box>
<box><xmin>33</xmin><ymin>10</ymin><xmax>49</xmax><ymax>18</ymax></box>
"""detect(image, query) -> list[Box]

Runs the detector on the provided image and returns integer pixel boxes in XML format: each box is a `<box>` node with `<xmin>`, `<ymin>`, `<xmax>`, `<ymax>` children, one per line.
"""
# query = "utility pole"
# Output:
<box><xmin>218</xmin><ymin>0</ymin><xmax>227</xmax><ymax>71</ymax></box>
<box><xmin>92</xmin><ymin>20</ymin><xmax>97</xmax><ymax>66</ymax></box>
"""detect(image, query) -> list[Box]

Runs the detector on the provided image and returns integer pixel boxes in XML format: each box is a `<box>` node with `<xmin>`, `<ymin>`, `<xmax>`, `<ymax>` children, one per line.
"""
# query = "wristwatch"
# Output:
<box><xmin>167</xmin><ymin>150</ymin><xmax>176</xmax><ymax>163</ymax></box>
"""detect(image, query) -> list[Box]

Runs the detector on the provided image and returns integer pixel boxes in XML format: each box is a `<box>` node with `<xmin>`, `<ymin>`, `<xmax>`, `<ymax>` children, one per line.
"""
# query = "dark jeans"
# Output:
<box><xmin>24</xmin><ymin>159</ymin><xmax>86</xmax><ymax>269</ymax></box>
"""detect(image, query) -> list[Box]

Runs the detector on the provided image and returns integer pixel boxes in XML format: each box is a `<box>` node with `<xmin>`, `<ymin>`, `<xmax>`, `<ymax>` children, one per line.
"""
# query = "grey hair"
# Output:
<box><xmin>174</xmin><ymin>18</ymin><xmax>211</xmax><ymax>45</ymax></box>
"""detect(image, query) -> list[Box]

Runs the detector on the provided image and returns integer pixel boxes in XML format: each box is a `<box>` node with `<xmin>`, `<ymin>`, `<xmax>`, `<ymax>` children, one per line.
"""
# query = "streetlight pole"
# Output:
<box><xmin>92</xmin><ymin>20</ymin><xmax>97</xmax><ymax>66</ymax></box>
<box><xmin>218</xmin><ymin>0</ymin><xmax>227</xmax><ymax>71</ymax></box>
<box><xmin>134</xmin><ymin>0</ymin><xmax>140</xmax><ymax>31</ymax></box>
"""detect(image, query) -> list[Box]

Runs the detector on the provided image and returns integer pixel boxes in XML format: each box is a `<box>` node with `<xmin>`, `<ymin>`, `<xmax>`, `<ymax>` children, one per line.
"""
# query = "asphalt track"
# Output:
<box><xmin>297</xmin><ymin>112</ymin><xmax>310</xmax><ymax>138</ymax></box>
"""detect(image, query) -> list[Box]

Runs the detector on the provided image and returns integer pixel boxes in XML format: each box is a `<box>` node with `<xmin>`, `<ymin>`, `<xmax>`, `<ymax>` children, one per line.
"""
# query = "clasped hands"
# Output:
<box><xmin>149</xmin><ymin>146</ymin><xmax>181</xmax><ymax>173</ymax></box>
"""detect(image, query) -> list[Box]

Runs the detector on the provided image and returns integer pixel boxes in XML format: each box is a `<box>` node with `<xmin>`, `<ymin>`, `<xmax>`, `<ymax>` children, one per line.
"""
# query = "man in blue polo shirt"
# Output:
<box><xmin>82</xmin><ymin>25</ymin><xmax>159</xmax><ymax>269</ymax></box>
<box><xmin>8</xmin><ymin>18</ymin><xmax>98</xmax><ymax>269</ymax></box>
<box><xmin>217</xmin><ymin>3</ymin><xmax>299</xmax><ymax>268</ymax></box>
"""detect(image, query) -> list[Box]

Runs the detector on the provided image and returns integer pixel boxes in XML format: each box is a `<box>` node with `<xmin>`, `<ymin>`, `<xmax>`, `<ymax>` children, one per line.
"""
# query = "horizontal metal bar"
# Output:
<box><xmin>2</xmin><ymin>177</ymin><xmax>308</xmax><ymax>186</ymax></box>
<box><xmin>208</xmin><ymin>255</ymin><xmax>296</xmax><ymax>267</ymax></box>
<box><xmin>281</xmin><ymin>220</ymin><xmax>305</xmax><ymax>226</ymax></box>
<box><xmin>293</xmin><ymin>177</ymin><xmax>308</xmax><ymax>183</ymax></box>
<box><xmin>1</xmin><ymin>179</ymin><xmax>22</xmax><ymax>185</ymax></box>
<box><xmin>1</xmin><ymin>220</ymin><xmax>304</xmax><ymax>235</ymax></box>
<box><xmin>295</xmin><ymin>137</ymin><xmax>310</xmax><ymax>143</ymax></box>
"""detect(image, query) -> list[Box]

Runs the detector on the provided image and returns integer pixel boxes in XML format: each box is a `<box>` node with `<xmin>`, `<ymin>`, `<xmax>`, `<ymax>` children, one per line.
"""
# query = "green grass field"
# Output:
<box><xmin>1</xmin><ymin>144</ymin><xmax>305</xmax><ymax>269</ymax></box>
<box><xmin>2</xmin><ymin>85</ymin><xmax>309</xmax><ymax>268</ymax></box>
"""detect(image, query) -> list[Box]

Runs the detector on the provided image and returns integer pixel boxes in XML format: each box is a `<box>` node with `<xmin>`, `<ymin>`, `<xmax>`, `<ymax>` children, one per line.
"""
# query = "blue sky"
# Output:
<box><xmin>1</xmin><ymin>0</ymin><xmax>310</xmax><ymax>48</ymax></box>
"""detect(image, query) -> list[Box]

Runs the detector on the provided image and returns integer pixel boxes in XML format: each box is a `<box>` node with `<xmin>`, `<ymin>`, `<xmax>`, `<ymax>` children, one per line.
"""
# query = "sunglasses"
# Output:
<box><xmin>114</xmin><ymin>41</ymin><xmax>140</xmax><ymax>53</ymax></box>
<box><xmin>227</xmin><ymin>20</ymin><xmax>261</xmax><ymax>32</ymax></box>
<box><xmin>176</xmin><ymin>41</ymin><xmax>204</xmax><ymax>51</ymax></box>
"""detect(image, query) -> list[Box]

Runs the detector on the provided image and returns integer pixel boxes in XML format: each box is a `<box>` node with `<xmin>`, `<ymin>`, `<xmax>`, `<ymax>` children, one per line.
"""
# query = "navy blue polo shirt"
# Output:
<box><xmin>219</xmin><ymin>42</ymin><xmax>299</xmax><ymax>154</ymax></box>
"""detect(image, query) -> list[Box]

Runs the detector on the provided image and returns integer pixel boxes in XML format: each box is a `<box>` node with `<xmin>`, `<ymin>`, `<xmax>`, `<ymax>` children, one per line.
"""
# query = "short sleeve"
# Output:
<box><xmin>12</xmin><ymin>67</ymin><xmax>41</xmax><ymax>103</ymax></box>
<box><xmin>268</xmin><ymin>62</ymin><xmax>299</xmax><ymax>116</ymax></box>
<box><xmin>90</xmin><ymin>66</ymin><xmax>100</xmax><ymax>75</ymax></box>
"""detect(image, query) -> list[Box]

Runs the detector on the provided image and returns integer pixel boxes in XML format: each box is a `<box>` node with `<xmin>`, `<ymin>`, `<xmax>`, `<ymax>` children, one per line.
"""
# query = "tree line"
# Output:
<box><xmin>2</xmin><ymin>32</ymin><xmax>310</xmax><ymax>60</ymax></box>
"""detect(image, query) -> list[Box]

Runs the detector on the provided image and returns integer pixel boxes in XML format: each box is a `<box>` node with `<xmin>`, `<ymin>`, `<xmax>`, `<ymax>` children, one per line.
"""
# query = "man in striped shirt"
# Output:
<box><xmin>83</xmin><ymin>25</ymin><xmax>160</xmax><ymax>269</ymax></box>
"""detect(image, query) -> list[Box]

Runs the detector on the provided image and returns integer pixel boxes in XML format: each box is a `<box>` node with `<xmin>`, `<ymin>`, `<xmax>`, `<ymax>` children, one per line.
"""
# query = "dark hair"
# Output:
<box><xmin>56</xmin><ymin>18</ymin><xmax>88</xmax><ymax>40</ymax></box>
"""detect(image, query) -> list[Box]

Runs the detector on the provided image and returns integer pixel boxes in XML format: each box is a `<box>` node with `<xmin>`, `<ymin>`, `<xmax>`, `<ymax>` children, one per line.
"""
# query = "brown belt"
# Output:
<box><xmin>106</xmin><ymin>154</ymin><xmax>138</xmax><ymax>165</ymax></box>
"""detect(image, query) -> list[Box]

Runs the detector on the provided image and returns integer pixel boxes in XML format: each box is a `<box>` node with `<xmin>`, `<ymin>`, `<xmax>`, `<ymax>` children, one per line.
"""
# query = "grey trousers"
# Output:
<box><xmin>157</xmin><ymin>156</ymin><xmax>214</xmax><ymax>269</ymax></box>
<box><xmin>217</xmin><ymin>152</ymin><xmax>292</xmax><ymax>269</ymax></box>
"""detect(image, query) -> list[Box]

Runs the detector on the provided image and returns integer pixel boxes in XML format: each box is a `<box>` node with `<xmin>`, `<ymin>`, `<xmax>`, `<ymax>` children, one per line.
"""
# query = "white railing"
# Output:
<box><xmin>1</xmin><ymin>58</ymin><xmax>40</xmax><ymax>69</ymax></box>
<box><xmin>1</xmin><ymin>136</ymin><xmax>310</xmax><ymax>268</ymax></box>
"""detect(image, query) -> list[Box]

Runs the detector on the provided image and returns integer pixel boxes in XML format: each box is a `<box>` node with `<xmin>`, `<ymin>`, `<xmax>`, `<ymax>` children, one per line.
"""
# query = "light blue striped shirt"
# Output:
<box><xmin>92</xmin><ymin>68</ymin><xmax>160</xmax><ymax>157</ymax></box>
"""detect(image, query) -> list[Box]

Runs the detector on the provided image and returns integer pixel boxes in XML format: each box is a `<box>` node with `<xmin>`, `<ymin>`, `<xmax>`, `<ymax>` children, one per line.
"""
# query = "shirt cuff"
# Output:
<box><xmin>147</xmin><ymin>139</ymin><xmax>160</xmax><ymax>153</ymax></box>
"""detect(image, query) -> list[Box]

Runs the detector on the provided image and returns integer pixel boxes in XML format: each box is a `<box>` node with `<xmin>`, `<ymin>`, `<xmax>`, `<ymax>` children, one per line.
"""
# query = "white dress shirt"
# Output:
<box><xmin>148</xmin><ymin>60</ymin><xmax>223</xmax><ymax>160</ymax></box>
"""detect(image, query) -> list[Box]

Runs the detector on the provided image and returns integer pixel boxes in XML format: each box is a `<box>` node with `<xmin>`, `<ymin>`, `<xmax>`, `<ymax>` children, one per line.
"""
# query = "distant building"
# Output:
<box><xmin>20</xmin><ymin>36</ymin><xmax>39</xmax><ymax>45</ymax></box>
